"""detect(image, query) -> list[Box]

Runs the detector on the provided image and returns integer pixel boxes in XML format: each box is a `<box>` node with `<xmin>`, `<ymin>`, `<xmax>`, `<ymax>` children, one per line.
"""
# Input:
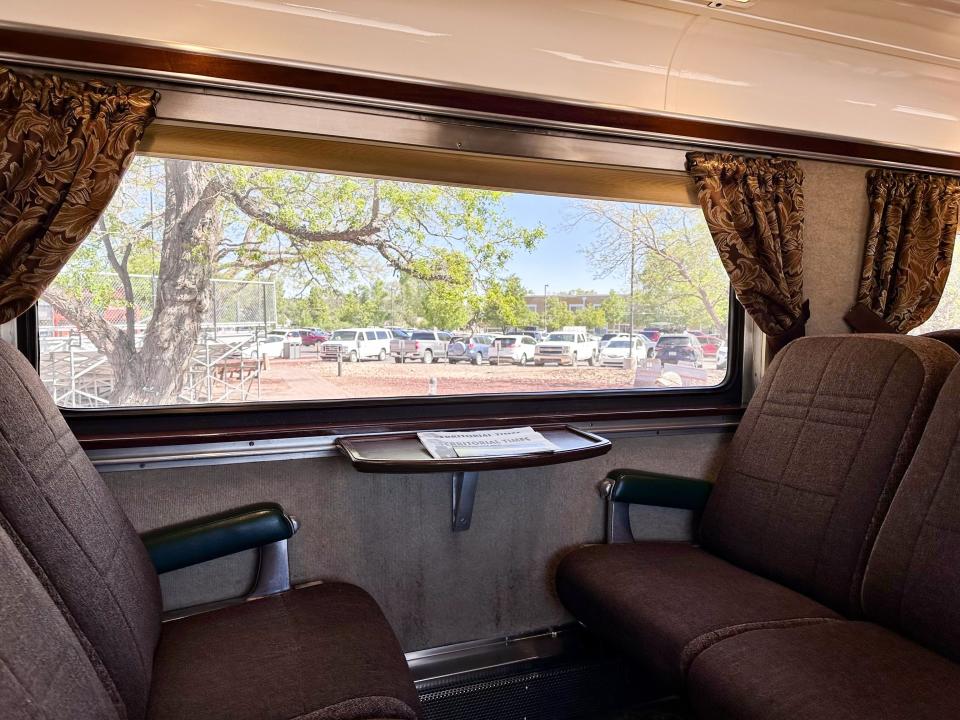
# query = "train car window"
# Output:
<box><xmin>36</xmin><ymin>153</ymin><xmax>733</xmax><ymax>410</ymax></box>
<box><xmin>911</xmin><ymin>232</ymin><xmax>960</xmax><ymax>335</ymax></box>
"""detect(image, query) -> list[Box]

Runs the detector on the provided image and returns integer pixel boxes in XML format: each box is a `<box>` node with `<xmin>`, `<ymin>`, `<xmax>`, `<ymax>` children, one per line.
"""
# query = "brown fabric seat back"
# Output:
<box><xmin>700</xmin><ymin>335</ymin><xmax>957</xmax><ymax>616</ymax></box>
<box><xmin>0</xmin><ymin>341</ymin><xmax>161</xmax><ymax>720</ymax></box>
<box><xmin>863</xmin><ymin>364</ymin><xmax>960</xmax><ymax>661</ymax></box>
<box><xmin>0</xmin><ymin>517</ymin><xmax>122</xmax><ymax>720</ymax></box>
<box><xmin>923</xmin><ymin>329</ymin><xmax>960</xmax><ymax>355</ymax></box>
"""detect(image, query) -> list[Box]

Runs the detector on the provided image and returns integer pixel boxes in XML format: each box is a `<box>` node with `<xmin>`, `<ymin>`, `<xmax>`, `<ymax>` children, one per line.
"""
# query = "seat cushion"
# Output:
<box><xmin>555</xmin><ymin>542</ymin><xmax>841</xmax><ymax>689</ymax></box>
<box><xmin>148</xmin><ymin>582</ymin><xmax>421</xmax><ymax>720</ymax></box>
<box><xmin>688</xmin><ymin>621</ymin><xmax>960</xmax><ymax>720</ymax></box>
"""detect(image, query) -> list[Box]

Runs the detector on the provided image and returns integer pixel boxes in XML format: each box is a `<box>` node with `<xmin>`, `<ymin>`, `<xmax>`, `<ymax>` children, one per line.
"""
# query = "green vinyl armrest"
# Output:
<box><xmin>140</xmin><ymin>502</ymin><xmax>298</xmax><ymax>574</ymax></box>
<box><xmin>602</xmin><ymin>469</ymin><xmax>713</xmax><ymax>543</ymax></box>
<box><xmin>606</xmin><ymin>469</ymin><xmax>714</xmax><ymax>511</ymax></box>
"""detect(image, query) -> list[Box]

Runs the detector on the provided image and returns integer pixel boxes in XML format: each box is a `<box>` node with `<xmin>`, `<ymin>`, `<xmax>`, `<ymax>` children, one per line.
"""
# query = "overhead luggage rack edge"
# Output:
<box><xmin>0</xmin><ymin>24</ymin><xmax>957</xmax><ymax>174</ymax></box>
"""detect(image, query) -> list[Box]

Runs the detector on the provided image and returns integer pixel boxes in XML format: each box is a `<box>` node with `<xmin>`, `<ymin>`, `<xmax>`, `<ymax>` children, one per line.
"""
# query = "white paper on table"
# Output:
<box><xmin>417</xmin><ymin>426</ymin><xmax>559</xmax><ymax>460</ymax></box>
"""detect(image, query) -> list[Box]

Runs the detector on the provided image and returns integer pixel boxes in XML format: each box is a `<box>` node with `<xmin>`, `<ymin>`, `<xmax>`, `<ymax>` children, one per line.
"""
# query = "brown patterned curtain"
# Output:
<box><xmin>0</xmin><ymin>67</ymin><xmax>159</xmax><ymax>324</ymax></box>
<box><xmin>844</xmin><ymin>169</ymin><xmax>960</xmax><ymax>334</ymax></box>
<box><xmin>686</xmin><ymin>151</ymin><xmax>808</xmax><ymax>356</ymax></box>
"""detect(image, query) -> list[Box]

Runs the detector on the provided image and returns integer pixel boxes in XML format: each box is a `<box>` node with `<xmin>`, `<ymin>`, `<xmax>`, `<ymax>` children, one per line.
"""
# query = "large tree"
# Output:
<box><xmin>600</xmin><ymin>292</ymin><xmax>628</xmax><ymax>329</ymax></box>
<box><xmin>572</xmin><ymin>203</ymin><xmax>729</xmax><ymax>334</ymax></box>
<box><xmin>544</xmin><ymin>296</ymin><xmax>575</xmax><ymax>330</ymax></box>
<box><xmin>45</xmin><ymin>158</ymin><xmax>543</xmax><ymax>404</ymax></box>
<box><xmin>481</xmin><ymin>275</ymin><xmax>537</xmax><ymax>331</ymax></box>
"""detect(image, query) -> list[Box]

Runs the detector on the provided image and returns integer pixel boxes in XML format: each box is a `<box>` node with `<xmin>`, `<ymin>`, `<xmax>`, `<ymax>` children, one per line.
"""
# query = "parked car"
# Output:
<box><xmin>448</xmin><ymin>334</ymin><xmax>494</xmax><ymax>364</ymax></box>
<box><xmin>717</xmin><ymin>342</ymin><xmax>728</xmax><ymax>370</ymax></box>
<box><xmin>599</xmin><ymin>333</ymin><xmax>650</xmax><ymax>351</ymax></box>
<box><xmin>695</xmin><ymin>334</ymin><xmax>723</xmax><ymax>358</ymax></box>
<box><xmin>534</xmin><ymin>331</ymin><xmax>598</xmax><ymax>366</ymax></box>
<box><xmin>598</xmin><ymin>338</ymin><xmax>637</xmax><ymax>366</ymax></box>
<box><xmin>655</xmin><ymin>333</ymin><xmax>704</xmax><ymax>367</ymax></box>
<box><xmin>321</xmin><ymin>328</ymin><xmax>393</xmax><ymax>362</ymax></box>
<box><xmin>489</xmin><ymin>335</ymin><xmax>537</xmax><ymax>365</ymax></box>
<box><xmin>641</xmin><ymin>327</ymin><xmax>663</xmax><ymax>343</ymax></box>
<box><xmin>302</xmin><ymin>329</ymin><xmax>328</xmax><ymax>346</ymax></box>
<box><xmin>387</xmin><ymin>327</ymin><xmax>411</xmax><ymax>340</ymax></box>
<box><xmin>277</xmin><ymin>328</ymin><xmax>309</xmax><ymax>345</ymax></box>
<box><xmin>390</xmin><ymin>330</ymin><xmax>451</xmax><ymax>363</ymax></box>
<box><xmin>599</xmin><ymin>332</ymin><xmax>622</xmax><ymax>350</ymax></box>
<box><xmin>505</xmin><ymin>328</ymin><xmax>546</xmax><ymax>343</ymax></box>
<box><xmin>599</xmin><ymin>336</ymin><xmax>656</xmax><ymax>365</ymax></box>
<box><xmin>240</xmin><ymin>333</ymin><xmax>286</xmax><ymax>359</ymax></box>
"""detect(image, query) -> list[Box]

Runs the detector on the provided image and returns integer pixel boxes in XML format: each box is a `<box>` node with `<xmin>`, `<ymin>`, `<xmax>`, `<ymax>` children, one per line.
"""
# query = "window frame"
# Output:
<box><xmin>19</xmin><ymin>292</ymin><xmax>744</xmax><ymax>444</ymax></box>
<box><xmin>16</xmin><ymin>93</ymin><xmax>747</xmax><ymax>445</ymax></box>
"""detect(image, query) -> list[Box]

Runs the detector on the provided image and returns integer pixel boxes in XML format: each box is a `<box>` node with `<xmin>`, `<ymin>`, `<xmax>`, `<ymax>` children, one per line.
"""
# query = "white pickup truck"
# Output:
<box><xmin>534</xmin><ymin>331</ymin><xmax>598</xmax><ymax>366</ymax></box>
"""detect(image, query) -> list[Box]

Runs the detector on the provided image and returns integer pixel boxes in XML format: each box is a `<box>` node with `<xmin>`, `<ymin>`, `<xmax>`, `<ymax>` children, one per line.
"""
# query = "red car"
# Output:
<box><xmin>302</xmin><ymin>329</ymin><xmax>329</xmax><ymax>346</ymax></box>
<box><xmin>696</xmin><ymin>334</ymin><xmax>723</xmax><ymax>357</ymax></box>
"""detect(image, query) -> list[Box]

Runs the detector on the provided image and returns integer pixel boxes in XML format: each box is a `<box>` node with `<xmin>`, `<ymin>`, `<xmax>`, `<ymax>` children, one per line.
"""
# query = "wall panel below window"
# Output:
<box><xmin>105</xmin><ymin>430</ymin><xmax>731</xmax><ymax>650</ymax></box>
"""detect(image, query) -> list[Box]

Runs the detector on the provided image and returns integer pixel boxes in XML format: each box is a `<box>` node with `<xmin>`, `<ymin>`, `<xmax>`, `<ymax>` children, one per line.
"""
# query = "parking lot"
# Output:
<box><xmin>257</xmin><ymin>353</ymin><xmax>726</xmax><ymax>401</ymax></box>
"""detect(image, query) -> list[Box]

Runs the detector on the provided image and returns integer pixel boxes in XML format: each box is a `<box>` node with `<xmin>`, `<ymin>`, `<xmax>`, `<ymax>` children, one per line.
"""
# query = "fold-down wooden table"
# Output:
<box><xmin>336</xmin><ymin>425</ymin><xmax>612</xmax><ymax>531</ymax></box>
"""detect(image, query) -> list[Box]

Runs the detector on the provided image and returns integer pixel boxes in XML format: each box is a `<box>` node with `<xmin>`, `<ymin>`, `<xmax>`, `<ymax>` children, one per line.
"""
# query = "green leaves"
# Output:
<box><xmin>416</xmin><ymin>250</ymin><xmax>472</xmax><ymax>330</ymax></box>
<box><xmin>481</xmin><ymin>275</ymin><xmax>535</xmax><ymax>331</ymax></box>
<box><xmin>576</xmin><ymin>203</ymin><xmax>729</xmax><ymax>334</ymax></box>
<box><xmin>544</xmin><ymin>296</ymin><xmax>575</xmax><ymax>330</ymax></box>
<box><xmin>53</xmin><ymin>156</ymin><xmax>546</xmax><ymax>336</ymax></box>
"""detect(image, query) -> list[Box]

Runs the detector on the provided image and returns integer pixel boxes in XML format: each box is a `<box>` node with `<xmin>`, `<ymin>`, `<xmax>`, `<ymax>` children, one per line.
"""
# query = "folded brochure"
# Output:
<box><xmin>417</xmin><ymin>427</ymin><xmax>559</xmax><ymax>460</ymax></box>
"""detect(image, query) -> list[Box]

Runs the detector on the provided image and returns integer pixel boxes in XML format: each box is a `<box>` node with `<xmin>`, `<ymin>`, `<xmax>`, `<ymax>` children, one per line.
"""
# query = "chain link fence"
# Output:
<box><xmin>38</xmin><ymin>274</ymin><xmax>278</xmax><ymax>407</ymax></box>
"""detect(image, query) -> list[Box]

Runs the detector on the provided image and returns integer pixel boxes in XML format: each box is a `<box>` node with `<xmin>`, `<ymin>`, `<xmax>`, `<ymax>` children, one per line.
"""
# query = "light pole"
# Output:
<box><xmin>628</xmin><ymin>238</ymin><xmax>636</xmax><ymax>359</ymax></box>
<box><xmin>542</xmin><ymin>284</ymin><xmax>550</xmax><ymax>329</ymax></box>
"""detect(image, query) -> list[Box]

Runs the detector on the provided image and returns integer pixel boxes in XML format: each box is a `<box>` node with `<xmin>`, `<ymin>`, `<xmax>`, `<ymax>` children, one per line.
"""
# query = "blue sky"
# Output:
<box><xmin>500</xmin><ymin>193</ymin><xmax>625</xmax><ymax>295</ymax></box>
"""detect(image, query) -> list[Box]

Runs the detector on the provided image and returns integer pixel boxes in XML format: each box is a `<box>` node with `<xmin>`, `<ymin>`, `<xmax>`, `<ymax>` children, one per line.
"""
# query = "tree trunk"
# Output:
<box><xmin>110</xmin><ymin>160</ymin><xmax>223</xmax><ymax>405</ymax></box>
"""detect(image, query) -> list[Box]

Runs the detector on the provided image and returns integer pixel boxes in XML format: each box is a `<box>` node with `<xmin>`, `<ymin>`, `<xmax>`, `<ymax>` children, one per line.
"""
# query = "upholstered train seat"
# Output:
<box><xmin>0</xmin><ymin>339</ymin><xmax>420</xmax><ymax>720</ymax></box>
<box><xmin>922</xmin><ymin>328</ymin><xmax>960</xmax><ymax>354</ymax></box>
<box><xmin>688</xmin><ymin>358</ymin><xmax>960</xmax><ymax>719</ymax></box>
<box><xmin>149</xmin><ymin>583</ymin><xmax>420</xmax><ymax>720</ymax></box>
<box><xmin>556</xmin><ymin>335</ymin><xmax>958</xmax><ymax>691</ymax></box>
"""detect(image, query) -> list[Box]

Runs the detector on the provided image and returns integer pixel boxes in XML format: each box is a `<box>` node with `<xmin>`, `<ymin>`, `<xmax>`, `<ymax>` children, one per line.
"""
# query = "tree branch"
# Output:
<box><xmin>229</xmin><ymin>185</ymin><xmax>451</xmax><ymax>282</ymax></box>
<box><xmin>99</xmin><ymin>219</ymin><xmax>137</xmax><ymax>350</ymax></box>
<box><xmin>43</xmin><ymin>286</ymin><xmax>124</xmax><ymax>358</ymax></box>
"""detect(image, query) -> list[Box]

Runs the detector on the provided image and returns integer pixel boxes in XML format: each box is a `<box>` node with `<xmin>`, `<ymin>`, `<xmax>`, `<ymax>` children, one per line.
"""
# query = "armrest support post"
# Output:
<box><xmin>601</xmin><ymin>478</ymin><xmax>635</xmax><ymax>544</ymax></box>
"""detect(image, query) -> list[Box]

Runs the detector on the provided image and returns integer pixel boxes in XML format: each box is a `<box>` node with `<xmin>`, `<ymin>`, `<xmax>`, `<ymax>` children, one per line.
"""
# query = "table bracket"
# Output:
<box><xmin>452</xmin><ymin>471</ymin><xmax>480</xmax><ymax>532</ymax></box>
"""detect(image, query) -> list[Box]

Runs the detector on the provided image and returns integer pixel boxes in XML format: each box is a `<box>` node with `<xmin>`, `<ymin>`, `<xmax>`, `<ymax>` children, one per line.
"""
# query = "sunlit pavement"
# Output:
<box><xmin>255</xmin><ymin>354</ymin><xmax>726</xmax><ymax>401</ymax></box>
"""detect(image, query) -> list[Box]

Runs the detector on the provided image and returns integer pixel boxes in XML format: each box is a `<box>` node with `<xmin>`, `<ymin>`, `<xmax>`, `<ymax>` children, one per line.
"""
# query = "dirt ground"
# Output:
<box><xmin>257</xmin><ymin>351</ymin><xmax>725</xmax><ymax>401</ymax></box>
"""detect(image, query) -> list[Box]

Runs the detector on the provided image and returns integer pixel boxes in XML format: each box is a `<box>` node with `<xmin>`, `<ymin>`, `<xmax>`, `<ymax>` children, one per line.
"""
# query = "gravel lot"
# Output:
<box><xmin>257</xmin><ymin>353</ymin><xmax>725</xmax><ymax>401</ymax></box>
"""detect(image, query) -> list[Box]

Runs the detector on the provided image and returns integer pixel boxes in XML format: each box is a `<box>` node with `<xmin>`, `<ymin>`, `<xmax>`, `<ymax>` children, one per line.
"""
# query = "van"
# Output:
<box><xmin>320</xmin><ymin>328</ymin><xmax>393</xmax><ymax>362</ymax></box>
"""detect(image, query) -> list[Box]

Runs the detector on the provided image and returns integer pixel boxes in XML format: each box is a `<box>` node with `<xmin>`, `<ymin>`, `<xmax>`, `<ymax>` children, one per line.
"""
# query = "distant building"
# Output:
<box><xmin>524</xmin><ymin>293</ymin><xmax>608</xmax><ymax>315</ymax></box>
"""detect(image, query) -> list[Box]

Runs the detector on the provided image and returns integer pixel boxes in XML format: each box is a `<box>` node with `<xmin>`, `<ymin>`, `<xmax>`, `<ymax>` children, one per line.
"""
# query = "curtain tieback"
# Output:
<box><xmin>843</xmin><ymin>302</ymin><xmax>898</xmax><ymax>334</ymax></box>
<box><xmin>767</xmin><ymin>300</ymin><xmax>810</xmax><ymax>355</ymax></box>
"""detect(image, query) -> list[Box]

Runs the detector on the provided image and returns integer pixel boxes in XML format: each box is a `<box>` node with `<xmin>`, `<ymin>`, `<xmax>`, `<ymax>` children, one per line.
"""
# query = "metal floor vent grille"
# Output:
<box><xmin>419</xmin><ymin>659</ymin><xmax>635</xmax><ymax>720</ymax></box>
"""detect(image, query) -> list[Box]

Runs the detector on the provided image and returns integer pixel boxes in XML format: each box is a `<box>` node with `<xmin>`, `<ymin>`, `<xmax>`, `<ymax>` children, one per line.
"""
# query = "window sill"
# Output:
<box><xmin>85</xmin><ymin>406</ymin><xmax>744</xmax><ymax>472</ymax></box>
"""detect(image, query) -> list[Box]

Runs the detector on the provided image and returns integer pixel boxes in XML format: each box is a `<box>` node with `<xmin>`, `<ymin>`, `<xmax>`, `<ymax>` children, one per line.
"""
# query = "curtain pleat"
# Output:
<box><xmin>0</xmin><ymin>67</ymin><xmax>159</xmax><ymax>324</ymax></box>
<box><xmin>686</xmin><ymin>151</ymin><xmax>807</xmax><ymax>356</ymax></box>
<box><xmin>845</xmin><ymin>169</ymin><xmax>960</xmax><ymax>334</ymax></box>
